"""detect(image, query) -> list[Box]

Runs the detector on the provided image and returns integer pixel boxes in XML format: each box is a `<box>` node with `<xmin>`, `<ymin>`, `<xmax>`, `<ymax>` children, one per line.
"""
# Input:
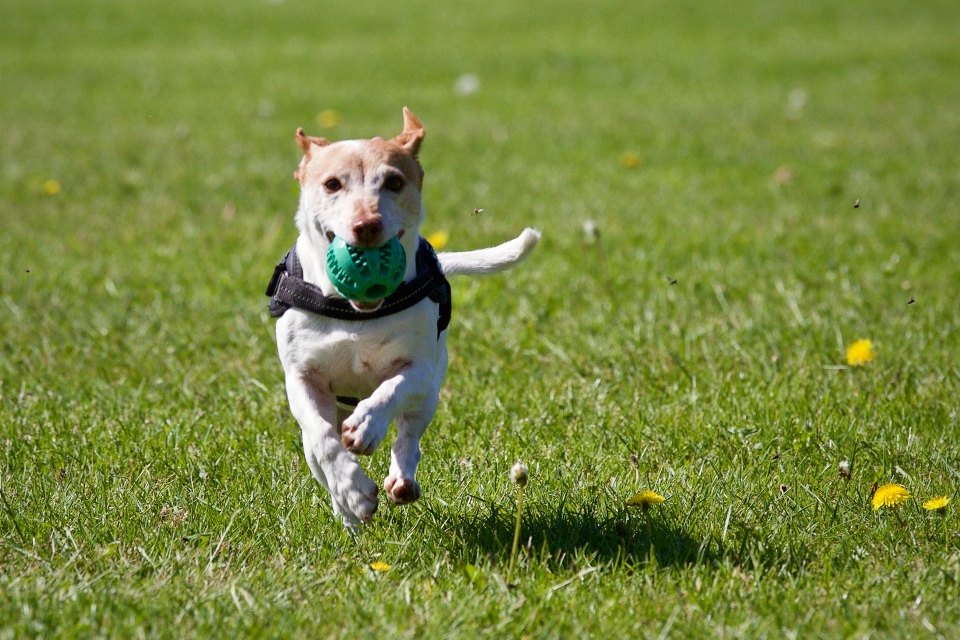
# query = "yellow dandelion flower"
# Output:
<box><xmin>316</xmin><ymin>109</ymin><xmax>341</xmax><ymax>129</ymax></box>
<box><xmin>43</xmin><ymin>179</ymin><xmax>61</xmax><ymax>195</ymax></box>
<box><xmin>923</xmin><ymin>496</ymin><xmax>950</xmax><ymax>511</ymax></box>
<box><xmin>370</xmin><ymin>561</ymin><xmax>391</xmax><ymax>572</ymax></box>
<box><xmin>626</xmin><ymin>490</ymin><xmax>666</xmax><ymax>510</ymax></box>
<box><xmin>426</xmin><ymin>230</ymin><xmax>449</xmax><ymax>250</ymax></box>
<box><xmin>846</xmin><ymin>339</ymin><xmax>874</xmax><ymax>366</ymax></box>
<box><xmin>872</xmin><ymin>483</ymin><xmax>910</xmax><ymax>510</ymax></box>
<box><xmin>619</xmin><ymin>152</ymin><xmax>641</xmax><ymax>168</ymax></box>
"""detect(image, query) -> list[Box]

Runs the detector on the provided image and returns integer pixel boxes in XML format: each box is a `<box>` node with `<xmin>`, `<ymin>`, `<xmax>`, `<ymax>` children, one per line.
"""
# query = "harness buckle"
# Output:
<box><xmin>265</xmin><ymin>260</ymin><xmax>286</xmax><ymax>297</ymax></box>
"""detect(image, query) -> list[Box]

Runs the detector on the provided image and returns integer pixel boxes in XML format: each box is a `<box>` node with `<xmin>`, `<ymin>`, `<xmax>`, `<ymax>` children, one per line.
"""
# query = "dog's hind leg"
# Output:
<box><xmin>383</xmin><ymin>390</ymin><xmax>437</xmax><ymax>505</ymax></box>
<box><xmin>383</xmin><ymin>350</ymin><xmax>446</xmax><ymax>505</ymax></box>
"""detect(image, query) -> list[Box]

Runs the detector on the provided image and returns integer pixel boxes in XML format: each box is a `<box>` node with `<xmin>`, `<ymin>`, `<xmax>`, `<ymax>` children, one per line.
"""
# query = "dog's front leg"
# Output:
<box><xmin>286</xmin><ymin>374</ymin><xmax>379</xmax><ymax>529</ymax></box>
<box><xmin>340</xmin><ymin>360</ymin><xmax>435</xmax><ymax>458</ymax></box>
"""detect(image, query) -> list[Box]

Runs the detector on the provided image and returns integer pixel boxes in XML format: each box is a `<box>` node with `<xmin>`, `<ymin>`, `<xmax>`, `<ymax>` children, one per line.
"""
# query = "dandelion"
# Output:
<box><xmin>773</xmin><ymin>165</ymin><xmax>793</xmax><ymax>185</ymax></box>
<box><xmin>510</xmin><ymin>462</ymin><xmax>528</xmax><ymax>487</ymax></box>
<box><xmin>924</xmin><ymin>495</ymin><xmax>952</xmax><ymax>550</ymax></box>
<box><xmin>426</xmin><ymin>230</ymin><xmax>449</xmax><ymax>250</ymax></box>
<box><xmin>316</xmin><ymin>109</ymin><xmax>341</xmax><ymax>129</ymax></box>
<box><xmin>43</xmin><ymin>180</ymin><xmax>61</xmax><ymax>195</ymax></box>
<box><xmin>838</xmin><ymin>460</ymin><xmax>851</xmax><ymax>480</ymax></box>
<box><xmin>626</xmin><ymin>490</ymin><xmax>664</xmax><ymax>564</ymax></box>
<box><xmin>872</xmin><ymin>483</ymin><xmax>911</xmax><ymax>510</ymax></box>
<box><xmin>619</xmin><ymin>152</ymin><xmax>640</xmax><ymax>168</ymax></box>
<box><xmin>785</xmin><ymin>88</ymin><xmax>807</xmax><ymax>120</ymax></box>
<box><xmin>923</xmin><ymin>496</ymin><xmax>950</xmax><ymax>512</ymax></box>
<box><xmin>626</xmin><ymin>490</ymin><xmax>665</xmax><ymax>512</ymax></box>
<box><xmin>256</xmin><ymin>99</ymin><xmax>275</xmax><ymax>119</ymax></box>
<box><xmin>582</xmin><ymin>220</ymin><xmax>599</xmax><ymax>242</ymax></box>
<box><xmin>508</xmin><ymin>462</ymin><xmax>528</xmax><ymax>580</ymax></box>
<box><xmin>454</xmin><ymin>74</ymin><xmax>480</xmax><ymax>96</ymax></box>
<box><xmin>846</xmin><ymin>339</ymin><xmax>874</xmax><ymax>366</ymax></box>
<box><xmin>370</xmin><ymin>561</ymin><xmax>391</xmax><ymax>572</ymax></box>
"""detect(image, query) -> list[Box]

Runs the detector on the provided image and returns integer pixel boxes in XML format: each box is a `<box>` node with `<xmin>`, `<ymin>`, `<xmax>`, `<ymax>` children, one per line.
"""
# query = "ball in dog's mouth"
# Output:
<box><xmin>326</xmin><ymin>236</ymin><xmax>406</xmax><ymax>306</ymax></box>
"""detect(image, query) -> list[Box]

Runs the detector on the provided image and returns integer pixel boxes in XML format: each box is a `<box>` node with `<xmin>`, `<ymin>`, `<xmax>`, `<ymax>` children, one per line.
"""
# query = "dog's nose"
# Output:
<box><xmin>352</xmin><ymin>218</ymin><xmax>383</xmax><ymax>246</ymax></box>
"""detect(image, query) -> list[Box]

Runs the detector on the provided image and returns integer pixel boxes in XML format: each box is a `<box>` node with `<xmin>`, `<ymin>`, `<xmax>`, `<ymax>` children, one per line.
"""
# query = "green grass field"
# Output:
<box><xmin>2</xmin><ymin>0</ymin><xmax>960</xmax><ymax>636</ymax></box>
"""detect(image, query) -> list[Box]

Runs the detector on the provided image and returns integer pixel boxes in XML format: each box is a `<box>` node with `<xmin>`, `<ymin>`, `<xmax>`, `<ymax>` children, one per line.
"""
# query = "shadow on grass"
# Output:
<box><xmin>444</xmin><ymin>496</ymin><xmax>810</xmax><ymax>572</ymax></box>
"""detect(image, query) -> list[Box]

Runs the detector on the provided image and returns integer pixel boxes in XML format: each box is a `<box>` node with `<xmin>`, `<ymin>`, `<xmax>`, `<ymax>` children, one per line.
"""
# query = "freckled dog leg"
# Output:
<box><xmin>286</xmin><ymin>375</ymin><xmax>378</xmax><ymax>529</ymax></box>
<box><xmin>383</xmin><ymin>387</ymin><xmax>438</xmax><ymax>505</ymax></box>
<box><xmin>341</xmin><ymin>360</ymin><xmax>435</xmax><ymax>456</ymax></box>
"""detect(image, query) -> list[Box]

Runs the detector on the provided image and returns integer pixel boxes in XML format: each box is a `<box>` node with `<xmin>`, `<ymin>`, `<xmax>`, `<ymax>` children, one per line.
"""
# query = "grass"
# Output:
<box><xmin>2</xmin><ymin>0</ymin><xmax>960</xmax><ymax>636</ymax></box>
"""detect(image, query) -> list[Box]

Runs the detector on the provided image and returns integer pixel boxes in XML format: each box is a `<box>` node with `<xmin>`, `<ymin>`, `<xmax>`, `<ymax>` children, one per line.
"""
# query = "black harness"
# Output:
<box><xmin>265</xmin><ymin>237</ymin><xmax>451</xmax><ymax>338</ymax></box>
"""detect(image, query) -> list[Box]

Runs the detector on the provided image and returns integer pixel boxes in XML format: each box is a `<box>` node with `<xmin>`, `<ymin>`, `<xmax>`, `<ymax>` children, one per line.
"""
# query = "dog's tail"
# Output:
<box><xmin>436</xmin><ymin>228</ymin><xmax>540</xmax><ymax>276</ymax></box>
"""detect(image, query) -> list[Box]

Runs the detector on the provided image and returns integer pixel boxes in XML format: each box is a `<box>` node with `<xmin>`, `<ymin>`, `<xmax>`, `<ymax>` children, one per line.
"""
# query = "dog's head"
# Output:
<box><xmin>294</xmin><ymin>108</ymin><xmax>426</xmax><ymax>256</ymax></box>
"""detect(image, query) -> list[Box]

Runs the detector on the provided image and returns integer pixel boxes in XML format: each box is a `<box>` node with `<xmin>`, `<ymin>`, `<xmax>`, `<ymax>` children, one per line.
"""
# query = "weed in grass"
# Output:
<box><xmin>507</xmin><ymin>462</ymin><xmax>528</xmax><ymax>581</ymax></box>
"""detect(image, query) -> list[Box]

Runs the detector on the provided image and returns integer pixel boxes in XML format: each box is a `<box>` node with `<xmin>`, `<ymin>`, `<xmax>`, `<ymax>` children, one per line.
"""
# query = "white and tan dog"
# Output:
<box><xmin>273</xmin><ymin>108</ymin><xmax>539</xmax><ymax>528</ymax></box>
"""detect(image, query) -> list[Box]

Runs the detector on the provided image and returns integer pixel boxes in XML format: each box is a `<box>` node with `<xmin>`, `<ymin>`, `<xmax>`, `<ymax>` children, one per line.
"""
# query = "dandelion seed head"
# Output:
<box><xmin>510</xmin><ymin>462</ymin><xmax>528</xmax><ymax>487</ymax></box>
<box><xmin>785</xmin><ymin>88</ymin><xmax>807</xmax><ymax>120</ymax></box>
<box><xmin>773</xmin><ymin>165</ymin><xmax>793</xmax><ymax>185</ymax></box>
<box><xmin>582</xmin><ymin>220</ymin><xmax>599</xmax><ymax>242</ymax></box>
<box><xmin>454</xmin><ymin>74</ymin><xmax>481</xmax><ymax>96</ymax></box>
<box><xmin>838</xmin><ymin>460</ymin><xmax>851</xmax><ymax>479</ymax></box>
<box><xmin>256</xmin><ymin>99</ymin><xmax>275</xmax><ymax>119</ymax></box>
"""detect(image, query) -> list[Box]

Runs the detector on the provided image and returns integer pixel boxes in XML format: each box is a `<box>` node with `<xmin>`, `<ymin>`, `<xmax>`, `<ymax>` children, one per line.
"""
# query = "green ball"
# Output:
<box><xmin>325</xmin><ymin>236</ymin><xmax>407</xmax><ymax>302</ymax></box>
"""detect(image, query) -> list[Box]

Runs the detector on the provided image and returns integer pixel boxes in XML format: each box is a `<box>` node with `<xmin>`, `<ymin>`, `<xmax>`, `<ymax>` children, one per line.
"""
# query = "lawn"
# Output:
<box><xmin>2</xmin><ymin>0</ymin><xmax>959</xmax><ymax>637</ymax></box>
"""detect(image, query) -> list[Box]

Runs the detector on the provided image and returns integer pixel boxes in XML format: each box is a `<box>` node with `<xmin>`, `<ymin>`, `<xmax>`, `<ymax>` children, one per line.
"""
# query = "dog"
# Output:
<box><xmin>268</xmin><ymin>108</ymin><xmax>539</xmax><ymax>528</ymax></box>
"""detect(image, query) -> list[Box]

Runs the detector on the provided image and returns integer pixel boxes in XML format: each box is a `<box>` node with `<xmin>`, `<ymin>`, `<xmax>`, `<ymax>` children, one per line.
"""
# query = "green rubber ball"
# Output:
<box><xmin>325</xmin><ymin>236</ymin><xmax>407</xmax><ymax>302</ymax></box>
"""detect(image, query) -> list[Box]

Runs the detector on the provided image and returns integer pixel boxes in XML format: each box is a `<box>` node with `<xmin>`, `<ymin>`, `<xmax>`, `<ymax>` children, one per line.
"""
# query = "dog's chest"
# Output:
<box><xmin>278</xmin><ymin>306</ymin><xmax>440</xmax><ymax>396</ymax></box>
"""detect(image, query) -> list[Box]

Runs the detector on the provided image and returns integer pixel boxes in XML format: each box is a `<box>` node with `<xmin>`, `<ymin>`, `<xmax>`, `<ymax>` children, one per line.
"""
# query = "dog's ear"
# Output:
<box><xmin>295</xmin><ymin>128</ymin><xmax>329</xmax><ymax>155</ymax></box>
<box><xmin>393</xmin><ymin>107</ymin><xmax>425</xmax><ymax>157</ymax></box>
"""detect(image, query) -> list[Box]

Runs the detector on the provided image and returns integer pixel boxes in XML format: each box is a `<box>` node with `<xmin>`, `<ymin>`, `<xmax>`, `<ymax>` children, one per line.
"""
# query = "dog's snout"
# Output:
<box><xmin>352</xmin><ymin>218</ymin><xmax>383</xmax><ymax>246</ymax></box>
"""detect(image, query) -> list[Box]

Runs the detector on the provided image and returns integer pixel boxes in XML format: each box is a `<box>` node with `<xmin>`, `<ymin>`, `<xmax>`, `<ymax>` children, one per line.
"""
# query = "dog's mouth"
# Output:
<box><xmin>349</xmin><ymin>299</ymin><xmax>384</xmax><ymax>312</ymax></box>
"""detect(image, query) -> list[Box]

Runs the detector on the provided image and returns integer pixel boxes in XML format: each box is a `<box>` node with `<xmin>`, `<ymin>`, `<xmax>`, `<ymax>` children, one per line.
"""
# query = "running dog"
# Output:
<box><xmin>267</xmin><ymin>108</ymin><xmax>539</xmax><ymax>528</ymax></box>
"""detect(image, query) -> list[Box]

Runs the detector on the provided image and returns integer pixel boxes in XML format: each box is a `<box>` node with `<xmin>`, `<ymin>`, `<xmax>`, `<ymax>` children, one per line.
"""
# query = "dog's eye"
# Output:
<box><xmin>324</xmin><ymin>178</ymin><xmax>342</xmax><ymax>193</ymax></box>
<box><xmin>383</xmin><ymin>175</ymin><xmax>404</xmax><ymax>192</ymax></box>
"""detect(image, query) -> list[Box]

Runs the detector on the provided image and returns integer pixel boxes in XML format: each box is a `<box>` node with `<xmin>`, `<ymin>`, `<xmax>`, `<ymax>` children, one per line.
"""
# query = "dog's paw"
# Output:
<box><xmin>341</xmin><ymin>409</ymin><xmax>389</xmax><ymax>456</ymax></box>
<box><xmin>384</xmin><ymin>475</ymin><xmax>421</xmax><ymax>505</ymax></box>
<box><xmin>330</xmin><ymin>465</ymin><xmax>379</xmax><ymax>527</ymax></box>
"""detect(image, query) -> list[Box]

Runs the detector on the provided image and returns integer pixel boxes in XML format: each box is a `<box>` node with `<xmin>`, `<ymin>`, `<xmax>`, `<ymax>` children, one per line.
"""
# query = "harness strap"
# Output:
<box><xmin>266</xmin><ymin>237</ymin><xmax>451</xmax><ymax>338</ymax></box>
